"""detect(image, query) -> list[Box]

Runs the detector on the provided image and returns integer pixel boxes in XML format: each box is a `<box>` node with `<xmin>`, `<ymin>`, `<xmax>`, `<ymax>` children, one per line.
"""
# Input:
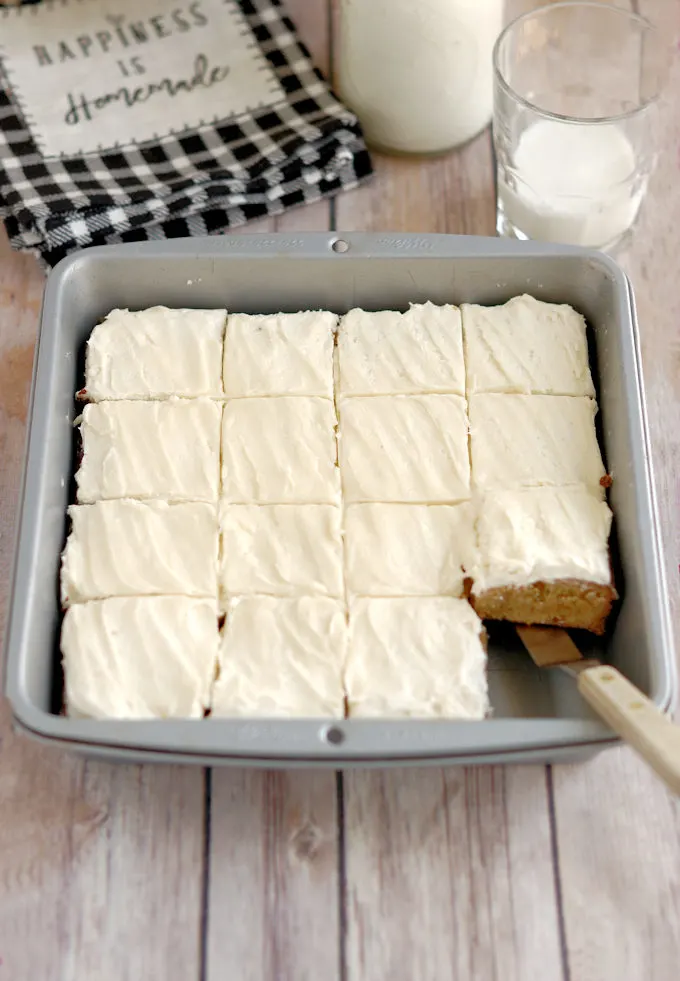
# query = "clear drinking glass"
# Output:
<box><xmin>493</xmin><ymin>2</ymin><xmax>666</xmax><ymax>250</ymax></box>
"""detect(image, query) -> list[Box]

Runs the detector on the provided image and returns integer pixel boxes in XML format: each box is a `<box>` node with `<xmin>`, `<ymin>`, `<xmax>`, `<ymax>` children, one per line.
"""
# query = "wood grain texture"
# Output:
<box><xmin>552</xmin><ymin>749</ymin><xmax>680</xmax><ymax>981</ymax></box>
<box><xmin>206</xmin><ymin>770</ymin><xmax>340</xmax><ymax>981</ymax></box>
<box><xmin>0</xmin><ymin>722</ymin><xmax>206</xmax><ymax>981</ymax></box>
<box><xmin>344</xmin><ymin>767</ymin><xmax>564</xmax><ymax>981</ymax></box>
<box><xmin>334</xmin><ymin>135</ymin><xmax>496</xmax><ymax>236</ymax></box>
<box><xmin>0</xmin><ymin>230</ymin><xmax>206</xmax><ymax>979</ymax></box>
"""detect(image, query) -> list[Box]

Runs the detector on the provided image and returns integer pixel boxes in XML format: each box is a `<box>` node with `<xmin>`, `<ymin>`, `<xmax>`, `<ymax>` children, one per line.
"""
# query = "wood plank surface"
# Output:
<box><xmin>0</xmin><ymin>732</ymin><xmax>206</xmax><ymax>981</ymax></box>
<box><xmin>344</xmin><ymin>766</ymin><xmax>564</xmax><ymax>981</ymax></box>
<box><xmin>553</xmin><ymin>747</ymin><xmax>680</xmax><ymax>981</ymax></box>
<box><xmin>206</xmin><ymin>769</ymin><xmax>340</xmax><ymax>981</ymax></box>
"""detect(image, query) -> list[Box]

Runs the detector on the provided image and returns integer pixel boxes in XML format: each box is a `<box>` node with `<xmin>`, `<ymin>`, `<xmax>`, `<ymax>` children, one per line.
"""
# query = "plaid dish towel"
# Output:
<box><xmin>0</xmin><ymin>0</ymin><xmax>372</xmax><ymax>267</ymax></box>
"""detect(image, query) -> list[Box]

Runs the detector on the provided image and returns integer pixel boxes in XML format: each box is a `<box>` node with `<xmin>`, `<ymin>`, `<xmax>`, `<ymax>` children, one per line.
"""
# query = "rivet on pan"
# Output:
<box><xmin>322</xmin><ymin>725</ymin><xmax>346</xmax><ymax>745</ymax></box>
<box><xmin>331</xmin><ymin>239</ymin><xmax>349</xmax><ymax>253</ymax></box>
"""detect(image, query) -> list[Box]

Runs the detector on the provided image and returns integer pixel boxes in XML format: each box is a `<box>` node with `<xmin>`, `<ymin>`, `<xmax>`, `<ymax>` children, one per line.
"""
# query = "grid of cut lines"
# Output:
<box><xmin>61</xmin><ymin>302</ymin><xmax>606</xmax><ymax>720</ymax></box>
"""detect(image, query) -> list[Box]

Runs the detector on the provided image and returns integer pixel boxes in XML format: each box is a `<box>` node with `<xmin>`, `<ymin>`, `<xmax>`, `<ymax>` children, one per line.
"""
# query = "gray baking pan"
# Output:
<box><xmin>3</xmin><ymin>233</ymin><xmax>676</xmax><ymax>766</ymax></box>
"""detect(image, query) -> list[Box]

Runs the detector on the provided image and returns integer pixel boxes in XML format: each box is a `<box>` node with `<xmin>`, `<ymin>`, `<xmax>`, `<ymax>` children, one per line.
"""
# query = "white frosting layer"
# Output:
<box><xmin>339</xmin><ymin>394</ymin><xmax>470</xmax><ymax>503</ymax></box>
<box><xmin>462</xmin><ymin>295</ymin><xmax>595</xmax><ymax>396</ymax></box>
<box><xmin>337</xmin><ymin>302</ymin><xmax>465</xmax><ymax>396</ymax></box>
<box><xmin>62</xmin><ymin>596</ymin><xmax>218</xmax><ymax>719</ymax></box>
<box><xmin>221</xmin><ymin>396</ymin><xmax>340</xmax><ymax>504</ymax></box>
<box><xmin>344</xmin><ymin>502</ymin><xmax>475</xmax><ymax>597</ymax></box>
<box><xmin>212</xmin><ymin>597</ymin><xmax>346</xmax><ymax>717</ymax></box>
<box><xmin>219</xmin><ymin>504</ymin><xmax>344</xmax><ymax>602</ymax></box>
<box><xmin>224</xmin><ymin>311</ymin><xmax>336</xmax><ymax>397</ymax></box>
<box><xmin>76</xmin><ymin>398</ymin><xmax>221</xmax><ymax>503</ymax></box>
<box><xmin>61</xmin><ymin>500</ymin><xmax>218</xmax><ymax>604</ymax></box>
<box><xmin>469</xmin><ymin>394</ymin><xmax>606</xmax><ymax>493</ymax></box>
<box><xmin>85</xmin><ymin>307</ymin><xmax>225</xmax><ymax>399</ymax></box>
<box><xmin>470</xmin><ymin>486</ymin><xmax>613</xmax><ymax>593</ymax></box>
<box><xmin>346</xmin><ymin>597</ymin><xmax>489</xmax><ymax>719</ymax></box>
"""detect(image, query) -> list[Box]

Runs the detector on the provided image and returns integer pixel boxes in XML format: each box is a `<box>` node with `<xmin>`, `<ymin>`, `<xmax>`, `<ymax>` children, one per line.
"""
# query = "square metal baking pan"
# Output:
<box><xmin>3</xmin><ymin>232</ymin><xmax>675</xmax><ymax>766</ymax></box>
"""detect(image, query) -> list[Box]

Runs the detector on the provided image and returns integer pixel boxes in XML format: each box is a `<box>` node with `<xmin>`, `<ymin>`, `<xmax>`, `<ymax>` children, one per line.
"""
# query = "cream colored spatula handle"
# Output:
<box><xmin>578</xmin><ymin>665</ymin><xmax>680</xmax><ymax>796</ymax></box>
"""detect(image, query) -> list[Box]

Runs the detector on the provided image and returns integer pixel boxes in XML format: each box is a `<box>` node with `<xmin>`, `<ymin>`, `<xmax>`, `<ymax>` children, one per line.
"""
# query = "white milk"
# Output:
<box><xmin>336</xmin><ymin>0</ymin><xmax>504</xmax><ymax>155</ymax></box>
<box><xmin>498</xmin><ymin>120</ymin><xmax>645</xmax><ymax>248</ymax></box>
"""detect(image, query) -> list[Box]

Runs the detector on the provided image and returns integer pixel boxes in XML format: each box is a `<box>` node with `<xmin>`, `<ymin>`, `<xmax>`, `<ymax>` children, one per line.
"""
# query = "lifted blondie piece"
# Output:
<box><xmin>469</xmin><ymin>486</ymin><xmax>616</xmax><ymax>635</ymax></box>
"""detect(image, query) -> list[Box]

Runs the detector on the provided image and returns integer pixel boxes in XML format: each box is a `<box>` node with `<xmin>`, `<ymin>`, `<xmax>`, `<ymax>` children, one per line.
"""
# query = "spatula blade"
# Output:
<box><xmin>515</xmin><ymin>624</ymin><xmax>585</xmax><ymax>667</ymax></box>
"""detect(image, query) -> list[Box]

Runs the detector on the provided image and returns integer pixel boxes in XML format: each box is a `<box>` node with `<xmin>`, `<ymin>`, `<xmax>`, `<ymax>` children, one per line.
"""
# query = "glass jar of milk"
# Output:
<box><xmin>336</xmin><ymin>0</ymin><xmax>505</xmax><ymax>156</ymax></box>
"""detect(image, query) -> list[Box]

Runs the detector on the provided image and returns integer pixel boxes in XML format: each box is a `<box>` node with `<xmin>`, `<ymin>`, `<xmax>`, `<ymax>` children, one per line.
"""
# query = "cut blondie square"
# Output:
<box><xmin>223</xmin><ymin>311</ymin><xmax>336</xmax><ymax>397</ymax></box>
<box><xmin>219</xmin><ymin>504</ymin><xmax>344</xmax><ymax>603</ymax></box>
<box><xmin>212</xmin><ymin>597</ymin><xmax>347</xmax><ymax>717</ymax></box>
<box><xmin>84</xmin><ymin>306</ymin><xmax>225</xmax><ymax>399</ymax></box>
<box><xmin>337</xmin><ymin>303</ymin><xmax>465</xmax><ymax>396</ymax></box>
<box><xmin>462</xmin><ymin>295</ymin><xmax>595</xmax><ymax>396</ymax></box>
<box><xmin>61</xmin><ymin>596</ymin><xmax>219</xmax><ymax>719</ymax></box>
<box><xmin>61</xmin><ymin>500</ymin><xmax>218</xmax><ymax>605</ymax></box>
<box><xmin>76</xmin><ymin>398</ymin><xmax>221</xmax><ymax>503</ymax></box>
<box><xmin>338</xmin><ymin>394</ymin><xmax>470</xmax><ymax>503</ymax></box>
<box><xmin>221</xmin><ymin>397</ymin><xmax>340</xmax><ymax>504</ymax></box>
<box><xmin>469</xmin><ymin>394</ymin><xmax>606</xmax><ymax>494</ymax></box>
<box><xmin>344</xmin><ymin>502</ymin><xmax>476</xmax><ymax>597</ymax></box>
<box><xmin>345</xmin><ymin>597</ymin><xmax>489</xmax><ymax>719</ymax></box>
<box><xmin>469</xmin><ymin>486</ymin><xmax>616</xmax><ymax>634</ymax></box>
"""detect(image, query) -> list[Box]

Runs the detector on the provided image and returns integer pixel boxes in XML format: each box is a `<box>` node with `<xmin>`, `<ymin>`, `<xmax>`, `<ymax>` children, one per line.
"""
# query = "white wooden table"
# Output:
<box><xmin>0</xmin><ymin>2</ymin><xmax>678</xmax><ymax>978</ymax></box>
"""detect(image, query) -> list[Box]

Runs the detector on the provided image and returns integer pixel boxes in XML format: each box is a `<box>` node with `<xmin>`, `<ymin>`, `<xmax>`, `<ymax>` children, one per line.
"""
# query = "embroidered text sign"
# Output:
<box><xmin>0</xmin><ymin>0</ymin><xmax>285</xmax><ymax>157</ymax></box>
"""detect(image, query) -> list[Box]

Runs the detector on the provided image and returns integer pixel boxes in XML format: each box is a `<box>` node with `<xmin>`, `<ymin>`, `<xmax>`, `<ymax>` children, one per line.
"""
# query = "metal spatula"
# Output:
<box><xmin>516</xmin><ymin>625</ymin><xmax>680</xmax><ymax>796</ymax></box>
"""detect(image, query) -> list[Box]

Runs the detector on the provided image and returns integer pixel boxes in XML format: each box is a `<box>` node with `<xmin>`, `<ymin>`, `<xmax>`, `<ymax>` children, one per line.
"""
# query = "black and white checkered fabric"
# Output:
<box><xmin>0</xmin><ymin>0</ymin><xmax>372</xmax><ymax>267</ymax></box>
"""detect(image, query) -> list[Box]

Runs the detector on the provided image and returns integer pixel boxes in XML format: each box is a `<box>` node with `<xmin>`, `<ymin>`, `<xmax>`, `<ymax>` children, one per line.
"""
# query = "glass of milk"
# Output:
<box><xmin>493</xmin><ymin>2</ymin><xmax>666</xmax><ymax>250</ymax></box>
